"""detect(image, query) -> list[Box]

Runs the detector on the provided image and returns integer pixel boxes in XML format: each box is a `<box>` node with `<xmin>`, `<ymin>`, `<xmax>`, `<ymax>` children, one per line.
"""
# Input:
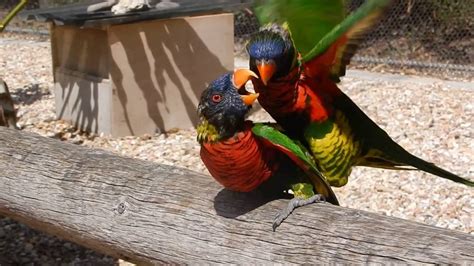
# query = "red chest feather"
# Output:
<box><xmin>200</xmin><ymin>129</ymin><xmax>279</xmax><ymax>192</ymax></box>
<box><xmin>255</xmin><ymin>70</ymin><xmax>337</xmax><ymax>123</ymax></box>
<box><xmin>254</xmin><ymin>74</ymin><xmax>298</xmax><ymax>117</ymax></box>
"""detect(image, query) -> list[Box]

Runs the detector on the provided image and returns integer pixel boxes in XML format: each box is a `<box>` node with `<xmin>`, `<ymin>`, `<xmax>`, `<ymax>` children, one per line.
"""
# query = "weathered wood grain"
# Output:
<box><xmin>0</xmin><ymin>127</ymin><xmax>473</xmax><ymax>264</ymax></box>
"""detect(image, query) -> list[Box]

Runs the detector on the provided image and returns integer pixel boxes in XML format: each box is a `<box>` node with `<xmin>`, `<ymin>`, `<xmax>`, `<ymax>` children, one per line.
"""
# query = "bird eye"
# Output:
<box><xmin>211</xmin><ymin>94</ymin><xmax>222</xmax><ymax>103</ymax></box>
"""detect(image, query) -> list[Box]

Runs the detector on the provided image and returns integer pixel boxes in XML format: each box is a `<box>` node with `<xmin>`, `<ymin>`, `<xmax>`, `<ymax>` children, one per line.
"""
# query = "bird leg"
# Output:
<box><xmin>272</xmin><ymin>194</ymin><xmax>325</xmax><ymax>231</ymax></box>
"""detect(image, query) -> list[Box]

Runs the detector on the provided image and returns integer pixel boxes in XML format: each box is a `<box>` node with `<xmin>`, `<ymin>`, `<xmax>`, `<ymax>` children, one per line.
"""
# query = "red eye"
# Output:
<box><xmin>211</xmin><ymin>94</ymin><xmax>222</xmax><ymax>103</ymax></box>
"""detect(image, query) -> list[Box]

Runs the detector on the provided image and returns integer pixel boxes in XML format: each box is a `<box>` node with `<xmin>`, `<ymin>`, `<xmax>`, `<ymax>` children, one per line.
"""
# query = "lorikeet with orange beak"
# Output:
<box><xmin>245</xmin><ymin>0</ymin><xmax>474</xmax><ymax>187</ymax></box>
<box><xmin>197</xmin><ymin>69</ymin><xmax>339</xmax><ymax>230</ymax></box>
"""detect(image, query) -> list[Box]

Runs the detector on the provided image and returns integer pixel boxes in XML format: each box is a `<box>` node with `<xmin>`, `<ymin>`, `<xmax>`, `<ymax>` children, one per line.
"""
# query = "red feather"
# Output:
<box><xmin>252</xmin><ymin>70</ymin><xmax>336</xmax><ymax>123</ymax></box>
<box><xmin>304</xmin><ymin>37</ymin><xmax>348</xmax><ymax>80</ymax></box>
<box><xmin>200</xmin><ymin>126</ymin><xmax>280</xmax><ymax>192</ymax></box>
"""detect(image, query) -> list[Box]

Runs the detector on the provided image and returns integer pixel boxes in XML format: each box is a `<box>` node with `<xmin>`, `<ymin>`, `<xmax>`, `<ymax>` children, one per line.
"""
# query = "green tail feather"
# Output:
<box><xmin>361</xmin><ymin>139</ymin><xmax>474</xmax><ymax>187</ymax></box>
<box><xmin>382</xmin><ymin>144</ymin><xmax>474</xmax><ymax>187</ymax></box>
<box><xmin>335</xmin><ymin>92</ymin><xmax>473</xmax><ymax>187</ymax></box>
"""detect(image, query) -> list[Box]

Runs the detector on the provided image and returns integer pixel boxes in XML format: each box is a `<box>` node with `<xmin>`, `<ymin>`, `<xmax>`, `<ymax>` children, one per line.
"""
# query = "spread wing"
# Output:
<box><xmin>303</xmin><ymin>0</ymin><xmax>391</xmax><ymax>81</ymax></box>
<box><xmin>253</xmin><ymin>0</ymin><xmax>345</xmax><ymax>57</ymax></box>
<box><xmin>253</xmin><ymin>0</ymin><xmax>391</xmax><ymax>82</ymax></box>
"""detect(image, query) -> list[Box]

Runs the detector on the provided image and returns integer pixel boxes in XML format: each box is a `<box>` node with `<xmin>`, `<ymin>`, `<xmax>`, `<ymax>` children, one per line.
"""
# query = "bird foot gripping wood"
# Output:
<box><xmin>273</xmin><ymin>194</ymin><xmax>326</xmax><ymax>231</ymax></box>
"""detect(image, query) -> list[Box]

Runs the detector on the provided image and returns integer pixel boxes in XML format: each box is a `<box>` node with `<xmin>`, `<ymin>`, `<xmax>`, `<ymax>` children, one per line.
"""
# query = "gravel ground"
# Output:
<box><xmin>0</xmin><ymin>35</ymin><xmax>473</xmax><ymax>263</ymax></box>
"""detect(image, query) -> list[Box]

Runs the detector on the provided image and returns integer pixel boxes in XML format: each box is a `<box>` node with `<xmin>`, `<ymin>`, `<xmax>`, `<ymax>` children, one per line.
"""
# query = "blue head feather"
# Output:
<box><xmin>198</xmin><ymin>73</ymin><xmax>250</xmax><ymax>138</ymax></box>
<box><xmin>247</xmin><ymin>38</ymin><xmax>287</xmax><ymax>60</ymax></box>
<box><xmin>246</xmin><ymin>25</ymin><xmax>296</xmax><ymax>80</ymax></box>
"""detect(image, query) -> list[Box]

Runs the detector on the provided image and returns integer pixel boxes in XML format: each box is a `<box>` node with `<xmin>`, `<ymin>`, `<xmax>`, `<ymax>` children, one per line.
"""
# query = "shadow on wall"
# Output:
<box><xmin>56</xmin><ymin>75</ymin><xmax>100</xmax><ymax>133</ymax></box>
<box><xmin>55</xmin><ymin>16</ymin><xmax>231</xmax><ymax>136</ymax></box>
<box><xmin>55</xmin><ymin>26</ymin><xmax>109</xmax><ymax>134</ymax></box>
<box><xmin>109</xmin><ymin>18</ymin><xmax>230</xmax><ymax>135</ymax></box>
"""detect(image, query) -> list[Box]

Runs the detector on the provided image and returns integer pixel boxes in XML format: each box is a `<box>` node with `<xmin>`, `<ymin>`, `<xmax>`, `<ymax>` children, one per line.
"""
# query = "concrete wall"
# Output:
<box><xmin>52</xmin><ymin>13</ymin><xmax>234</xmax><ymax>136</ymax></box>
<box><xmin>108</xmin><ymin>13</ymin><xmax>234</xmax><ymax>136</ymax></box>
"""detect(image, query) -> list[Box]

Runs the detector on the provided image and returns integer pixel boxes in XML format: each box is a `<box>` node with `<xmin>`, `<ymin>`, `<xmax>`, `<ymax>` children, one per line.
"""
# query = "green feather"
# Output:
<box><xmin>291</xmin><ymin>183</ymin><xmax>315</xmax><ymax>199</ymax></box>
<box><xmin>252</xmin><ymin>123</ymin><xmax>317</xmax><ymax>170</ymax></box>
<box><xmin>251</xmin><ymin>123</ymin><xmax>339</xmax><ymax>204</ymax></box>
<box><xmin>303</xmin><ymin>0</ymin><xmax>391</xmax><ymax>62</ymax></box>
<box><xmin>254</xmin><ymin>0</ymin><xmax>345</xmax><ymax>57</ymax></box>
<box><xmin>253</xmin><ymin>0</ymin><xmax>391</xmax><ymax>67</ymax></box>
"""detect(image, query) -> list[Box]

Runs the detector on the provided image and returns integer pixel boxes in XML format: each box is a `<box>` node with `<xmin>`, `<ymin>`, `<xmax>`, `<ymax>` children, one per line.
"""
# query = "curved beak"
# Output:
<box><xmin>233</xmin><ymin>69</ymin><xmax>258</xmax><ymax>89</ymax></box>
<box><xmin>240</xmin><ymin>93</ymin><xmax>259</xmax><ymax>106</ymax></box>
<box><xmin>232</xmin><ymin>69</ymin><xmax>259</xmax><ymax>106</ymax></box>
<box><xmin>256</xmin><ymin>60</ymin><xmax>276</xmax><ymax>86</ymax></box>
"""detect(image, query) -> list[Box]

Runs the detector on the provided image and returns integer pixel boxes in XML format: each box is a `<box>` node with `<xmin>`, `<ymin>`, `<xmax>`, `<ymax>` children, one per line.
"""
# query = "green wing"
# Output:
<box><xmin>253</xmin><ymin>0</ymin><xmax>345</xmax><ymax>57</ymax></box>
<box><xmin>303</xmin><ymin>0</ymin><xmax>391</xmax><ymax>62</ymax></box>
<box><xmin>254</xmin><ymin>0</ymin><xmax>391</xmax><ymax>81</ymax></box>
<box><xmin>252</xmin><ymin>123</ymin><xmax>339</xmax><ymax>205</ymax></box>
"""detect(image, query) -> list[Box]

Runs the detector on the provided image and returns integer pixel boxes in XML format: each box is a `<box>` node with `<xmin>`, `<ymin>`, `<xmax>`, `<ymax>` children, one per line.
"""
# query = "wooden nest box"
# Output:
<box><xmin>21</xmin><ymin>1</ymin><xmax>242</xmax><ymax>136</ymax></box>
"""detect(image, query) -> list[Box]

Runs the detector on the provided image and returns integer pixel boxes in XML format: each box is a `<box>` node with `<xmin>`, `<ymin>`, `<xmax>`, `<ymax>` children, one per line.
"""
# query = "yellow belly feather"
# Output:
<box><xmin>305</xmin><ymin>111</ymin><xmax>360</xmax><ymax>187</ymax></box>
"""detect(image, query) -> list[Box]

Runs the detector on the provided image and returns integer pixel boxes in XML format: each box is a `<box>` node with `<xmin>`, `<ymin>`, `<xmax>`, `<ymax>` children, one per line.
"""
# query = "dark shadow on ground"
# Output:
<box><xmin>0</xmin><ymin>215</ymin><xmax>116</xmax><ymax>265</ymax></box>
<box><xmin>10</xmin><ymin>84</ymin><xmax>51</xmax><ymax>106</ymax></box>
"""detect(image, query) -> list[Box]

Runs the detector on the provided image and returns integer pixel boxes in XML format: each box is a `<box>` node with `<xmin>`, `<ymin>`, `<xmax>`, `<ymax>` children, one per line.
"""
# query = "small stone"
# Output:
<box><xmin>24</xmin><ymin>243</ymin><xmax>34</xmax><ymax>251</ymax></box>
<box><xmin>140</xmin><ymin>133</ymin><xmax>152</xmax><ymax>140</ymax></box>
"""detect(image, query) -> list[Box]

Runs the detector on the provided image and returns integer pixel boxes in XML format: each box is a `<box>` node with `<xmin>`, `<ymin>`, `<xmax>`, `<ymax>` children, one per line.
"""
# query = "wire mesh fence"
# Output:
<box><xmin>1</xmin><ymin>0</ymin><xmax>473</xmax><ymax>78</ymax></box>
<box><xmin>234</xmin><ymin>0</ymin><xmax>474</xmax><ymax>77</ymax></box>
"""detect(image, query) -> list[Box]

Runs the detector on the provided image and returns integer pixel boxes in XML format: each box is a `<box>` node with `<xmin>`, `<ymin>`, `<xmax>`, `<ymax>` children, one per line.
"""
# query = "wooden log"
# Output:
<box><xmin>0</xmin><ymin>126</ymin><xmax>473</xmax><ymax>264</ymax></box>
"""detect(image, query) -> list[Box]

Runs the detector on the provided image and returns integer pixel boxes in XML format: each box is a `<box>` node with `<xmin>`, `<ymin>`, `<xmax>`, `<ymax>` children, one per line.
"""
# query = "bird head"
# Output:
<box><xmin>246</xmin><ymin>24</ymin><xmax>296</xmax><ymax>85</ymax></box>
<box><xmin>197</xmin><ymin>69</ymin><xmax>259</xmax><ymax>140</ymax></box>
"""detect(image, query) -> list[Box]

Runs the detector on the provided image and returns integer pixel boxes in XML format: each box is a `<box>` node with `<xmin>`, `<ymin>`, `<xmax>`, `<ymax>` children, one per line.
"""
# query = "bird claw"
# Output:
<box><xmin>272</xmin><ymin>194</ymin><xmax>325</xmax><ymax>231</ymax></box>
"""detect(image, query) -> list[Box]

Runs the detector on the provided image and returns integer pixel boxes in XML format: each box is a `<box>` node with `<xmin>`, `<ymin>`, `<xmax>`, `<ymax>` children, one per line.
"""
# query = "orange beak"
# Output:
<box><xmin>232</xmin><ymin>69</ymin><xmax>259</xmax><ymax>106</ymax></box>
<box><xmin>256</xmin><ymin>60</ymin><xmax>276</xmax><ymax>86</ymax></box>
<box><xmin>240</xmin><ymin>93</ymin><xmax>259</xmax><ymax>106</ymax></box>
<box><xmin>233</xmin><ymin>69</ymin><xmax>258</xmax><ymax>89</ymax></box>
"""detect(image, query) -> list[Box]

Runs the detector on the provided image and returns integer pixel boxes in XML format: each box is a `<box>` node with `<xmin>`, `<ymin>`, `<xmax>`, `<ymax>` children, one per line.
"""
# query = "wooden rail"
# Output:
<box><xmin>0</xmin><ymin>127</ymin><xmax>473</xmax><ymax>264</ymax></box>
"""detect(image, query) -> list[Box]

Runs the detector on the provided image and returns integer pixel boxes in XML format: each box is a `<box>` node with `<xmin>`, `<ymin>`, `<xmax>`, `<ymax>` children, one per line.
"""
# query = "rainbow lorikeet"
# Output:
<box><xmin>244</xmin><ymin>0</ymin><xmax>474</xmax><ymax>187</ymax></box>
<box><xmin>197</xmin><ymin>69</ymin><xmax>339</xmax><ymax>230</ymax></box>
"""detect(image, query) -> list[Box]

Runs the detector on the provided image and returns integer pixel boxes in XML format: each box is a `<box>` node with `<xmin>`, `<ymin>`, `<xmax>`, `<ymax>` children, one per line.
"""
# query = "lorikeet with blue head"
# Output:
<box><xmin>244</xmin><ymin>0</ymin><xmax>474</xmax><ymax>187</ymax></box>
<box><xmin>197</xmin><ymin>69</ymin><xmax>339</xmax><ymax>230</ymax></box>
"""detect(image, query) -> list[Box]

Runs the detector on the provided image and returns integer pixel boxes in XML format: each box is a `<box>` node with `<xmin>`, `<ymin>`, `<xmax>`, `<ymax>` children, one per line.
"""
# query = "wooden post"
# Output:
<box><xmin>0</xmin><ymin>127</ymin><xmax>473</xmax><ymax>264</ymax></box>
